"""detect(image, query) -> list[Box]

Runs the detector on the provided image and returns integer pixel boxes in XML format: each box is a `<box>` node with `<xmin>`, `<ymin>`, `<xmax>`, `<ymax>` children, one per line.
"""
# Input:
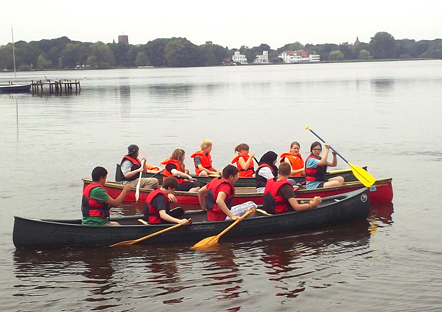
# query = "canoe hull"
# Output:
<box><xmin>13</xmin><ymin>189</ymin><xmax>370</xmax><ymax>248</ymax></box>
<box><xmin>83</xmin><ymin>177</ymin><xmax>392</xmax><ymax>207</ymax></box>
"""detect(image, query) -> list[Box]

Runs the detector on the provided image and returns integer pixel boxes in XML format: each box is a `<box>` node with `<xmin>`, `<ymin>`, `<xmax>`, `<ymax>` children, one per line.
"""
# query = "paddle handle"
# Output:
<box><xmin>305</xmin><ymin>125</ymin><xmax>349</xmax><ymax>164</ymax></box>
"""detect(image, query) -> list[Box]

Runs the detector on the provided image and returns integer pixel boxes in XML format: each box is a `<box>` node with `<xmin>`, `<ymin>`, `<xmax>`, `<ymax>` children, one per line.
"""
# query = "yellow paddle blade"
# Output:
<box><xmin>348</xmin><ymin>162</ymin><xmax>376</xmax><ymax>187</ymax></box>
<box><xmin>190</xmin><ymin>235</ymin><xmax>219</xmax><ymax>250</ymax></box>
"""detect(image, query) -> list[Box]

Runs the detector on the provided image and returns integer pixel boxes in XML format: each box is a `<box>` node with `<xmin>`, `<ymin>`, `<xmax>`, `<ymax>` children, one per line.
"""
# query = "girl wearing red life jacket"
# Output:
<box><xmin>280</xmin><ymin>141</ymin><xmax>305</xmax><ymax>177</ymax></box>
<box><xmin>305</xmin><ymin>141</ymin><xmax>345</xmax><ymax>189</ymax></box>
<box><xmin>231</xmin><ymin>143</ymin><xmax>255</xmax><ymax>177</ymax></box>
<box><xmin>190</xmin><ymin>139</ymin><xmax>220</xmax><ymax>176</ymax></box>
<box><xmin>161</xmin><ymin>148</ymin><xmax>203</xmax><ymax>192</ymax></box>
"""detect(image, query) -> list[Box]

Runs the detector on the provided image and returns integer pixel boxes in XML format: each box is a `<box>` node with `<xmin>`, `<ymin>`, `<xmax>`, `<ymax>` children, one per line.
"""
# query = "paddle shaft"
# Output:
<box><xmin>306</xmin><ymin>127</ymin><xmax>349</xmax><ymax>164</ymax></box>
<box><xmin>132</xmin><ymin>222</ymin><xmax>183</xmax><ymax>243</ymax></box>
<box><xmin>135</xmin><ymin>159</ymin><xmax>146</xmax><ymax>202</ymax></box>
<box><xmin>220</xmin><ymin>207</ymin><xmax>255</xmax><ymax>235</ymax></box>
<box><xmin>110</xmin><ymin>218</ymin><xmax>191</xmax><ymax>247</ymax></box>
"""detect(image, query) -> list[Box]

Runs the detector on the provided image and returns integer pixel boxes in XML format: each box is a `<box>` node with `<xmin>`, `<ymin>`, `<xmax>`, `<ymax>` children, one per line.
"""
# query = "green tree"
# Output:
<box><xmin>135</xmin><ymin>51</ymin><xmax>150</xmax><ymax>66</ymax></box>
<box><xmin>277</xmin><ymin>41</ymin><xmax>304</xmax><ymax>53</ymax></box>
<box><xmin>164</xmin><ymin>38</ymin><xmax>201</xmax><ymax>67</ymax></box>
<box><xmin>358</xmin><ymin>49</ymin><xmax>372</xmax><ymax>60</ymax></box>
<box><xmin>369</xmin><ymin>32</ymin><xmax>398</xmax><ymax>59</ymax></box>
<box><xmin>89</xmin><ymin>42</ymin><xmax>116</xmax><ymax>69</ymax></box>
<box><xmin>146</xmin><ymin>38</ymin><xmax>169</xmax><ymax>67</ymax></box>
<box><xmin>0</xmin><ymin>45</ymin><xmax>13</xmax><ymax>69</ymax></box>
<box><xmin>328</xmin><ymin>50</ymin><xmax>344</xmax><ymax>60</ymax></box>
<box><xmin>199</xmin><ymin>42</ymin><xmax>228</xmax><ymax>66</ymax></box>
<box><xmin>37</xmin><ymin>54</ymin><xmax>54</xmax><ymax>69</ymax></box>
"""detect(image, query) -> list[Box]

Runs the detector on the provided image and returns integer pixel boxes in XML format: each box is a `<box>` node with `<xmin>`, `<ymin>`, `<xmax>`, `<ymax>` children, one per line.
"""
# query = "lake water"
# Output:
<box><xmin>1</xmin><ymin>61</ymin><xmax>441</xmax><ymax>311</ymax></box>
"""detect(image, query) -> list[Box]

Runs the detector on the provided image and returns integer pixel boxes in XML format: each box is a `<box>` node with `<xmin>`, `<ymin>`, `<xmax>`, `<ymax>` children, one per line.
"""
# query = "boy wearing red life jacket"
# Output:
<box><xmin>198</xmin><ymin>164</ymin><xmax>255</xmax><ymax>222</ymax></box>
<box><xmin>263</xmin><ymin>162</ymin><xmax>322</xmax><ymax>214</ymax></box>
<box><xmin>143</xmin><ymin>177</ymin><xmax>190</xmax><ymax>225</ymax></box>
<box><xmin>82</xmin><ymin>166</ymin><xmax>132</xmax><ymax>226</ymax></box>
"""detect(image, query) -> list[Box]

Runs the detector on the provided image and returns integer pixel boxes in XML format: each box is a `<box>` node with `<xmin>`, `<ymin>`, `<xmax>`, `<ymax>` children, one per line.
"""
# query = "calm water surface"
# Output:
<box><xmin>1</xmin><ymin>61</ymin><xmax>441</xmax><ymax>311</ymax></box>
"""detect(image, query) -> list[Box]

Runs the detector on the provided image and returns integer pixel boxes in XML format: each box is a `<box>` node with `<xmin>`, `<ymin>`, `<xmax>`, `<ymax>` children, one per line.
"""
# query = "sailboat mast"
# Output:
<box><xmin>12</xmin><ymin>26</ymin><xmax>16</xmax><ymax>79</ymax></box>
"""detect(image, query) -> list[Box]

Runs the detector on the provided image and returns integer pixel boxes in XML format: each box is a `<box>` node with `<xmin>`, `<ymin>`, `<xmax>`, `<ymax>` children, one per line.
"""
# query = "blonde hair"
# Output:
<box><xmin>200</xmin><ymin>139</ymin><xmax>212</xmax><ymax>150</ymax></box>
<box><xmin>171</xmin><ymin>148</ymin><xmax>186</xmax><ymax>172</ymax></box>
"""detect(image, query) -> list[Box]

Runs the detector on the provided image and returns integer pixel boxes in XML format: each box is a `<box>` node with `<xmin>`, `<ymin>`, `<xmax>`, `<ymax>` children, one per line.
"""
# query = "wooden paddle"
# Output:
<box><xmin>135</xmin><ymin>159</ymin><xmax>146</xmax><ymax>202</ymax></box>
<box><xmin>110</xmin><ymin>218</ymin><xmax>191</xmax><ymax>247</ymax></box>
<box><xmin>191</xmin><ymin>207</ymin><xmax>255</xmax><ymax>250</ymax></box>
<box><xmin>305</xmin><ymin>125</ymin><xmax>376</xmax><ymax>187</ymax></box>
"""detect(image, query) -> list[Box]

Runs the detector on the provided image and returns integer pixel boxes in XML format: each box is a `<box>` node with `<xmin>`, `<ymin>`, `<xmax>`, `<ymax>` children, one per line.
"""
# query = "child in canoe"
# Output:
<box><xmin>305</xmin><ymin>141</ymin><xmax>344</xmax><ymax>189</ymax></box>
<box><xmin>280</xmin><ymin>141</ymin><xmax>305</xmax><ymax>177</ymax></box>
<box><xmin>263</xmin><ymin>162</ymin><xmax>321</xmax><ymax>214</ymax></box>
<box><xmin>231</xmin><ymin>143</ymin><xmax>256</xmax><ymax>177</ymax></box>
<box><xmin>82</xmin><ymin>166</ymin><xmax>132</xmax><ymax>226</ymax></box>
<box><xmin>198</xmin><ymin>164</ymin><xmax>257</xmax><ymax>221</ymax></box>
<box><xmin>143</xmin><ymin>177</ymin><xmax>190</xmax><ymax>225</ymax></box>
<box><xmin>161</xmin><ymin>148</ymin><xmax>203</xmax><ymax>192</ymax></box>
<box><xmin>190</xmin><ymin>139</ymin><xmax>220</xmax><ymax>176</ymax></box>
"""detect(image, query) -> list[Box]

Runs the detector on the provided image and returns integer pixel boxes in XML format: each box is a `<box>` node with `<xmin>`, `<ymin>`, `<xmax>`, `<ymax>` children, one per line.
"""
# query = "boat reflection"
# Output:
<box><xmin>368</xmin><ymin>201</ymin><xmax>394</xmax><ymax>236</ymax></box>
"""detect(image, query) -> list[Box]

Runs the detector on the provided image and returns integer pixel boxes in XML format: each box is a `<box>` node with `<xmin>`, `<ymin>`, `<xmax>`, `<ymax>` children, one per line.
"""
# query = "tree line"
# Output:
<box><xmin>0</xmin><ymin>31</ymin><xmax>441</xmax><ymax>71</ymax></box>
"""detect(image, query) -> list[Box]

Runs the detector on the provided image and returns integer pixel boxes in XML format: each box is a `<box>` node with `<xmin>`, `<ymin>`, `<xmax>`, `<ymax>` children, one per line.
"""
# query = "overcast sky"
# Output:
<box><xmin>2</xmin><ymin>1</ymin><xmax>441</xmax><ymax>49</ymax></box>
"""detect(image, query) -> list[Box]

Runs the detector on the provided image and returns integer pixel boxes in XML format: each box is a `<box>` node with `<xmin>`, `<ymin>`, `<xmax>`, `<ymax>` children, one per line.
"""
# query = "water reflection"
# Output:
<box><xmin>119</xmin><ymin>85</ymin><xmax>131</xmax><ymax>117</ymax></box>
<box><xmin>368</xmin><ymin>202</ymin><xmax>394</xmax><ymax>237</ymax></box>
<box><xmin>257</xmin><ymin>220</ymin><xmax>371</xmax><ymax>298</ymax></box>
<box><xmin>371</xmin><ymin>79</ymin><xmax>395</xmax><ymax>94</ymax></box>
<box><xmin>148</xmin><ymin>84</ymin><xmax>194</xmax><ymax>99</ymax></box>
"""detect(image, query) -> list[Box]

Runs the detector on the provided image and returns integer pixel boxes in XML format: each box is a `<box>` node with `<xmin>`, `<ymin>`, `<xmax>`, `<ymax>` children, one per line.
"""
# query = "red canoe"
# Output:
<box><xmin>82</xmin><ymin>177</ymin><xmax>393</xmax><ymax>208</ymax></box>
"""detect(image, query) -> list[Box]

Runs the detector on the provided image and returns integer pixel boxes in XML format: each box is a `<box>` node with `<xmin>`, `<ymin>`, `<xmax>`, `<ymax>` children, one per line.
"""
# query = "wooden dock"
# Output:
<box><xmin>31</xmin><ymin>80</ymin><xmax>81</xmax><ymax>95</ymax></box>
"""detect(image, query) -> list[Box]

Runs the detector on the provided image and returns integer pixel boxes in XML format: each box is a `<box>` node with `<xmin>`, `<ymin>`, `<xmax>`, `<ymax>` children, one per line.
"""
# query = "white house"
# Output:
<box><xmin>254</xmin><ymin>51</ymin><xmax>269</xmax><ymax>64</ymax></box>
<box><xmin>279</xmin><ymin>50</ymin><xmax>320</xmax><ymax>63</ymax></box>
<box><xmin>232</xmin><ymin>51</ymin><xmax>248</xmax><ymax>64</ymax></box>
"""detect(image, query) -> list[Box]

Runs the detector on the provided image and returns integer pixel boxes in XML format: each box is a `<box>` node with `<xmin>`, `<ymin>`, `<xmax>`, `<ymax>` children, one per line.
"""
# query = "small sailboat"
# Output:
<box><xmin>0</xmin><ymin>27</ymin><xmax>31</xmax><ymax>93</ymax></box>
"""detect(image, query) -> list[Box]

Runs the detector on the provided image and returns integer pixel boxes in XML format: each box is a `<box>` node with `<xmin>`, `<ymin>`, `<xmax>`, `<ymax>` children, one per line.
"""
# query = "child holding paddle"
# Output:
<box><xmin>82</xmin><ymin>166</ymin><xmax>132</xmax><ymax>226</ymax></box>
<box><xmin>198</xmin><ymin>164</ymin><xmax>257</xmax><ymax>222</ymax></box>
<box><xmin>231</xmin><ymin>143</ymin><xmax>256</xmax><ymax>177</ymax></box>
<box><xmin>143</xmin><ymin>177</ymin><xmax>190</xmax><ymax>225</ymax></box>
<box><xmin>120</xmin><ymin>144</ymin><xmax>160</xmax><ymax>189</ymax></box>
<box><xmin>305</xmin><ymin>141</ymin><xmax>344</xmax><ymax>189</ymax></box>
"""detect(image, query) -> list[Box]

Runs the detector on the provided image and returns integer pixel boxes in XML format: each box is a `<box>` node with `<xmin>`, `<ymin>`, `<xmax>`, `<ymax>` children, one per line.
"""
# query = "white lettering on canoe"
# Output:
<box><xmin>191</xmin><ymin>224</ymin><xmax>216</xmax><ymax>230</ymax></box>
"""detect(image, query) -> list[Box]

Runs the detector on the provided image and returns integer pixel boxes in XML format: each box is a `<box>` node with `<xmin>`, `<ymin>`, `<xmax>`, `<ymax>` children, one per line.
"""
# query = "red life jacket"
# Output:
<box><xmin>120</xmin><ymin>155</ymin><xmax>142</xmax><ymax>182</ymax></box>
<box><xmin>280</xmin><ymin>152</ymin><xmax>304</xmax><ymax>177</ymax></box>
<box><xmin>190</xmin><ymin>151</ymin><xmax>214</xmax><ymax>175</ymax></box>
<box><xmin>160</xmin><ymin>158</ymin><xmax>186</xmax><ymax>183</ymax></box>
<box><xmin>205</xmin><ymin>178</ymin><xmax>235</xmax><ymax>221</ymax></box>
<box><xmin>255</xmin><ymin>163</ymin><xmax>276</xmax><ymax>188</ymax></box>
<box><xmin>231</xmin><ymin>154</ymin><xmax>255</xmax><ymax>177</ymax></box>
<box><xmin>305</xmin><ymin>155</ymin><xmax>327</xmax><ymax>182</ymax></box>
<box><xmin>263</xmin><ymin>178</ymin><xmax>293</xmax><ymax>214</ymax></box>
<box><xmin>82</xmin><ymin>183</ymin><xmax>110</xmax><ymax>218</ymax></box>
<box><xmin>144</xmin><ymin>188</ymin><xmax>169</xmax><ymax>224</ymax></box>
